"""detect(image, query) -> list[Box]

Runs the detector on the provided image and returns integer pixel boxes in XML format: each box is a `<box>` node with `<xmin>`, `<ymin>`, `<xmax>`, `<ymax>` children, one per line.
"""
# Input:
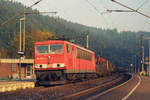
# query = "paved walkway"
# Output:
<box><xmin>88</xmin><ymin>74</ymin><xmax>150</xmax><ymax>100</ymax></box>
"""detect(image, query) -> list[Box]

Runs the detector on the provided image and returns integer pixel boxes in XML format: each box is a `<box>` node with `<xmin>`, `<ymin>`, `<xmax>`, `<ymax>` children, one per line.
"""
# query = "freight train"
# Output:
<box><xmin>34</xmin><ymin>40</ymin><xmax>115</xmax><ymax>85</ymax></box>
<box><xmin>95</xmin><ymin>56</ymin><xmax>115</xmax><ymax>77</ymax></box>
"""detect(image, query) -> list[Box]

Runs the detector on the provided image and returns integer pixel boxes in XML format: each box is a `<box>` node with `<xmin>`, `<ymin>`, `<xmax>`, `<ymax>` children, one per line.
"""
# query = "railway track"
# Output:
<box><xmin>57</xmin><ymin>73</ymin><xmax>131</xmax><ymax>100</ymax></box>
<box><xmin>0</xmin><ymin>73</ymin><xmax>129</xmax><ymax>100</ymax></box>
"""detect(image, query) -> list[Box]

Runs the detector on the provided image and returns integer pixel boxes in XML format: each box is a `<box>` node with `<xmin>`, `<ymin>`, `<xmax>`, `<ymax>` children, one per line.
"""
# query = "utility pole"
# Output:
<box><xmin>135</xmin><ymin>55</ymin><xmax>137</xmax><ymax>73</ymax></box>
<box><xmin>140</xmin><ymin>34</ymin><xmax>146</xmax><ymax>75</ymax></box>
<box><xmin>145</xmin><ymin>37</ymin><xmax>150</xmax><ymax>76</ymax></box>
<box><xmin>148</xmin><ymin>40</ymin><xmax>150</xmax><ymax>76</ymax></box>
<box><xmin>86</xmin><ymin>32</ymin><xmax>89</xmax><ymax>48</ymax></box>
<box><xmin>19</xmin><ymin>17</ymin><xmax>25</xmax><ymax>52</ymax></box>
<box><xmin>23</xmin><ymin>14</ymin><xmax>26</xmax><ymax>52</ymax></box>
<box><xmin>19</xmin><ymin>17</ymin><xmax>25</xmax><ymax>80</ymax></box>
<box><xmin>19</xmin><ymin>18</ymin><xmax>22</xmax><ymax>51</ymax></box>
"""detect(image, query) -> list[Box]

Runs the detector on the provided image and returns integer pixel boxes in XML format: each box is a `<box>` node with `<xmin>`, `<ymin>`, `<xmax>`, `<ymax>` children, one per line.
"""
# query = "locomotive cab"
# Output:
<box><xmin>34</xmin><ymin>41</ymin><xmax>67</xmax><ymax>85</ymax></box>
<box><xmin>35</xmin><ymin>43</ymin><xmax>65</xmax><ymax>69</ymax></box>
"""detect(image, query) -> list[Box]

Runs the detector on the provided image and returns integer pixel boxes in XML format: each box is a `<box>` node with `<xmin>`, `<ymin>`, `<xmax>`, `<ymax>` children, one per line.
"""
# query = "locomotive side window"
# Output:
<box><xmin>77</xmin><ymin>48</ymin><xmax>92</xmax><ymax>60</ymax></box>
<box><xmin>36</xmin><ymin>45</ymin><xmax>49</xmax><ymax>54</ymax></box>
<box><xmin>67</xmin><ymin>44</ymin><xmax>70</xmax><ymax>54</ymax></box>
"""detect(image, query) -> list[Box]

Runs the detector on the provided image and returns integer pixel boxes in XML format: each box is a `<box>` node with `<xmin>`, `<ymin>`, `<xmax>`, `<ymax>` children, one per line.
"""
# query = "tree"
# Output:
<box><xmin>7</xmin><ymin>29</ymin><xmax>55</xmax><ymax>58</ymax></box>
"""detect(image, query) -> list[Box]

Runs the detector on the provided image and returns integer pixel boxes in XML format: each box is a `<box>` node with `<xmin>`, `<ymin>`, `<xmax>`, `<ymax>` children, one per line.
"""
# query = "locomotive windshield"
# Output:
<box><xmin>36</xmin><ymin>45</ymin><xmax>49</xmax><ymax>54</ymax></box>
<box><xmin>36</xmin><ymin>44</ymin><xmax>63</xmax><ymax>54</ymax></box>
<box><xmin>49</xmin><ymin>44</ymin><xmax>63</xmax><ymax>54</ymax></box>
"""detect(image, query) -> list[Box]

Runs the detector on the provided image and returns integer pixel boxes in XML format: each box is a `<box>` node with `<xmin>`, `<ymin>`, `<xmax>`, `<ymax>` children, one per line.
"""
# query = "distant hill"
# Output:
<box><xmin>0</xmin><ymin>0</ymin><xmax>150</xmax><ymax>69</ymax></box>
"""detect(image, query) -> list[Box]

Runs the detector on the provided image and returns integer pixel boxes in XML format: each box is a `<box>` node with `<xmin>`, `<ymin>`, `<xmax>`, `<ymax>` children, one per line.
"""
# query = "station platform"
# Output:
<box><xmin>0</xmin><ymin>81</ymin><xmax>35</xmax><ymax>92</ymax></box>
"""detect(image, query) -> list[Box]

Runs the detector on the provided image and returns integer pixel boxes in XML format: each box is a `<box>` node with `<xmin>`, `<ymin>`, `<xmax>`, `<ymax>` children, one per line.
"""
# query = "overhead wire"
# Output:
<box><xmin>47</xmin><ymin>1</ymin><xmax>72</xmax><ymax>19</ymax></box>
<box><xmin>46</xmin><ymin>1</ymin><xmax>90</xmax><ymax>41</ymax></box>
<box><xmin>85</xmin><ymin>0</ymin><xmax>102</xmax><ymax>15</ymax></box>
<box><xmin>99</xmin><ymin>0</ymin><xmax>118</xmax><ymax>30</ymax></box>
<box><xmin>0</xmin><ymin>0</ymin><xmax>43</xmax><ymax>28</ymax></box>
<box><xmin>85</xmin><ymin>0</ymin><xmax>111</xmax><ymax>29</ymax></box>
<box><xmin>137</xmin><ymin>0</ymin><xmax>150</xmax><ymax>32</ymax></box>
<box><xmin>111</xmin><ymin>0</ymin><xmax>150</xmax><ymax>19</ymax></box>
<box><xmin>136</xmin><ymin>0</ymin><xmax>149</xmax><ymax>32</ymax></box>
<box><xmin>109</xmin><ymin>0</ymin><xmax>150</xmax><ymax>31</ymax></box>
<box><xmin>136</xmin><ymin>0</ymin><xmax>148</xmax><ymax>11</ymax></box>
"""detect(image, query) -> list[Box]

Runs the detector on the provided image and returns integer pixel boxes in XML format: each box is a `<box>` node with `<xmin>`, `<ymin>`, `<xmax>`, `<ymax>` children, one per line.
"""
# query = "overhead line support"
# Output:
<box><xmin>111</xmin><ymin>0</ymin><xmax>150</xmax><ymax>19</ymax></box>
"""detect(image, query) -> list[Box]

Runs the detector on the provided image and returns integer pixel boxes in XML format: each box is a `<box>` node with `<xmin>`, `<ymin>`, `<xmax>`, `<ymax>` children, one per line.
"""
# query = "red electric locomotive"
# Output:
<box><xmin>34</xmin><ymin>40</ymin><xmax>95</xmax><ymax>85</ymax></box>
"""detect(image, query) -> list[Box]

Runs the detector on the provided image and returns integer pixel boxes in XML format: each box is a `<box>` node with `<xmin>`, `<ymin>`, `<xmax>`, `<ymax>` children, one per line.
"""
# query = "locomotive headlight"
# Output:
<box><xmin>39</xmin><ymin>65</ymin><xmax>42</xmax><ymax>68</ymax></box>
<box><xmin>34</xmin><ymin>64</ymin><xmax>47</xmax><ymax>68</ymax></box>
<box><xmin>52</xmin><ymin>63</ymin><xmax>65</xmax><ymax>68</ymax></box>
<box><xmin>57</xmin><ymin>64</ymin><xmax>60</xmax><ymax>67</ymax></box>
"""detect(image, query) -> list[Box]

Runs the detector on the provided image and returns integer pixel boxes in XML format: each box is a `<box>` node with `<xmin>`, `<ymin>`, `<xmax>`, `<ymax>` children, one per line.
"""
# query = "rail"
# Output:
<box><xmin>57</xmin><ymin>74</ymin><xmax>130</xmax><ymax>100</ymax></box>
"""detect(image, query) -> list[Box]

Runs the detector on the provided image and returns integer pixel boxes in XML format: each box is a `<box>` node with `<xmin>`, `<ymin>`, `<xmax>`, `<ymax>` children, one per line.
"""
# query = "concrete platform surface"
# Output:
<box><xmin>0</xmin><ymin>81</ymin><xmax>35</xmax><ymax>92</ymax></box>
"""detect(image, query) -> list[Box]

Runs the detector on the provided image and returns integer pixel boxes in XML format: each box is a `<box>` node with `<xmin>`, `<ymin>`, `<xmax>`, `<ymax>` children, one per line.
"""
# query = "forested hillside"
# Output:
<box><xmin>0</xmin><ymin>0</ymin><xmax>150</xmax><ymax>68</ymax></box>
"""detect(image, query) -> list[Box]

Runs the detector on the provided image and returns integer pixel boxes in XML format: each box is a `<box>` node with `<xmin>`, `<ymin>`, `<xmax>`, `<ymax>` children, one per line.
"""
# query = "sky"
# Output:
<box><xmin>12</xmin><ymin>0</ymin><xmax>150</xmax><ymax>32</ymax></box>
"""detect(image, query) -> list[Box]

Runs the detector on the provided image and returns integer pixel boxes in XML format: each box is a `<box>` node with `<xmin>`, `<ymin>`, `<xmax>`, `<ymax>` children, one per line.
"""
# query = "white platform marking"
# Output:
<box><xmin>121</xmin><ymin>75</ymin><xmax>141</xmax><ymax>100</ymax></box>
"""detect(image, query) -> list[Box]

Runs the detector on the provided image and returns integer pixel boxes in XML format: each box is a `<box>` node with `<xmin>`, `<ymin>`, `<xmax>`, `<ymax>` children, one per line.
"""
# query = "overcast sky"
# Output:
<box><xmin>13</xmin><ymin>0</ymin><xmax>150</xmax><ymax>32</ymax></box>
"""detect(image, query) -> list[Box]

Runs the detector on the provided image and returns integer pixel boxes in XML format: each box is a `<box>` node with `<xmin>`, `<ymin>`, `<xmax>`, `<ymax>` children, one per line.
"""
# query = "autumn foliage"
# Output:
<box><xmin>7</xmin><ymin>29</ymin><xmax>55</xmax><ymax>58</ymax></box>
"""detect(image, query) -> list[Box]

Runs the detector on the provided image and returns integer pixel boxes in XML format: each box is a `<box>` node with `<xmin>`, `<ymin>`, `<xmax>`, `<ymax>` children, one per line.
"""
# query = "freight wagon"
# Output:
<box><xmin>96</xmin><ymin>56</ymin><xmax>115</xmax><ymax>76</ymax></box>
